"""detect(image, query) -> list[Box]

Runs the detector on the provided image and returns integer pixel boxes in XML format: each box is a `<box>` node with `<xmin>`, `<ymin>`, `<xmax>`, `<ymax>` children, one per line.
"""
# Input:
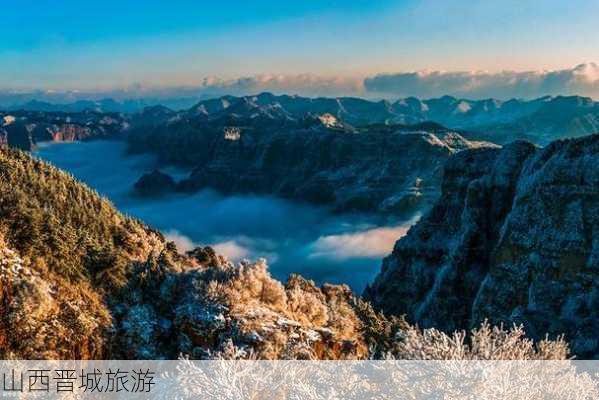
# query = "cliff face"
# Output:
<box><xmin>365</xmin><ymin>134</ymin><xmax>599</xmax><ymax>358</ymax></box>
<box><xmin>182</xmin><ymin>127</ymin><xmax>495</xmax><ymax>215</ymax></box>
<box><xmin>129</xmin><ymin>112</ymin><xmax>496</xmax><ymax>214</ymax></box>
<box><xmin>0</xmin><ymin>111</ymin><xmax>128</xmax><ymax>150</ymax></box>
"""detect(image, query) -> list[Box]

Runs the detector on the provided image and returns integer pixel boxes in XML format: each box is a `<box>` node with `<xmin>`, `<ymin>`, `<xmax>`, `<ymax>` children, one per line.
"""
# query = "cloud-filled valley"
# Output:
<box><xmin>35</xmin><ymin>140</ymin><xmax>416</xmax><ymax>292</ymax></box>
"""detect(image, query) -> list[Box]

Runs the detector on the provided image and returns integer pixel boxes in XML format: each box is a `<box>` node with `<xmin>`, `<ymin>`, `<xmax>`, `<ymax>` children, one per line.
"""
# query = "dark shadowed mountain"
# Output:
<box><xmin>131</xmin><ymin>92</ymin><xmax>599</xmax><ymax>145</ymax></box>
<box><xmin>128</xmin><ymin>108</ymin><xmax>496</xmax><ymax>215</ymax></box>
<box><xmin>6</xmin><ymin>92</ymin><xmax>599</xmax><ymax>145</ymax></box>
<box><xmin>469</xmin><ymin>95</ymin><xmax>599</xmax><ymax>144</ymax></box>
<box><xmin>364</xmin><ymin>134</ymin><xmax>599</xmax><ymax>358</ymax></box>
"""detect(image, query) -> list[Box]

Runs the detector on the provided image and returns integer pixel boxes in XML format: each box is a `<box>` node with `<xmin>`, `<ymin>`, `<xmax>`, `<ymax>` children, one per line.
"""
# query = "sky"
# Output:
<box><xmin>3</xmin><ymin>0</ymin><xmax>599</xmax><ymax>99</ymax></box>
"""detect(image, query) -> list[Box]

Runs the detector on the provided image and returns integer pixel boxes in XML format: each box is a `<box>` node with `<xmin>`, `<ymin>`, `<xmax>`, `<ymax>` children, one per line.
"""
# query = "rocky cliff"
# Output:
<box><xmin>0</xmin><ymin>110</ymin><xmax>128</xmax><ymax>150</ymax></box>
<box><xmin>130</xmin><ymin>111</ymin><xmax>496</xmax><ymax>214</ymax></box>
<box><xmin>365</xmin><ymin>134</ymin><xmax>599</xmax><ymax>358</ymax></box>
<box><xmin>182</xmin><ymin>127</ymin><xmax>495</xmax><ymax>215</ymax></box>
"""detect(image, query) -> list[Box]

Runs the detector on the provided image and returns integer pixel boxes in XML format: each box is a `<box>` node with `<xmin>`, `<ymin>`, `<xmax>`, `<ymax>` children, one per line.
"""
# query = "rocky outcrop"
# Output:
<box><xmin>134</xmin><ymin>169</ymin><xmax>177</xmax><ymax>197</ymax></box>
<box><xmin>181</xmin><ymin>127</ymin><xmax>495</xmax><ymax>215</ymax></box>
<box><xmin>129</xmin><ymin>111</ymin><xmax>496</xmax><ymax>214</ymax></box>
<box><xmin>0</xmin><ymin>110</ymin><xmax>128</xmax><ymax>150</ymax></box>
<box><xmin>4</xmin><ymin>123</ymin><xmax>35</xmax><ymax>150</ymax></box>
<box><xmin>365</xmin><ymin>134</ymin><xmax>599</xmax><ymax>358</ymax></box>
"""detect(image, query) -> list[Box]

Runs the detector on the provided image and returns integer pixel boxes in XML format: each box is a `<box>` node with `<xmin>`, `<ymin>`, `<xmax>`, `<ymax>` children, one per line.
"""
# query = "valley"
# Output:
<box><xmin>35</xmin><ymin>140</ymin><xmax>417</xmax><ymax>292</ymax></box>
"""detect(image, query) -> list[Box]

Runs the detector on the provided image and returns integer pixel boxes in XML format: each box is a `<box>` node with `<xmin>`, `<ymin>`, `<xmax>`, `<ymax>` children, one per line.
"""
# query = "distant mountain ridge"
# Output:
<box><xmin>5</xmin><ymin>92</ymin><xmax>599</xmax><ymax>145</ymax></box>
<box><xmin>0</xmin><ymin>110</ymin><xmax>128</xmax><ymax>150</ymax></box>
<box><xmin>5</xmin><ymin>97</ymin><xmax>202</xmax><ymax>113</ymax></box>
<box><xmin>144</xmin><ymin>92</ymin><xmax>599</xmax><ymax>145</ymax></box>
<box><xmin>180</xmin><ymin>92</ymin><xmax>568</xmax><ymax>125</ymax></box>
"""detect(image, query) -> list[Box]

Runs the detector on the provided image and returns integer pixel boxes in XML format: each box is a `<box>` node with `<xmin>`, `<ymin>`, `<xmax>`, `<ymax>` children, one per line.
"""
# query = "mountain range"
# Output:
<box><xmin>0</xmin><ymin>91</ymin><xmax>597</xmax><ymax>359</ymax></box>
<box><xmin>129</xmin><ymin>111</ymin><xmax>495</xmax><ymax>215</ymax></box>
<box><xmin>6</xmin><ymin>92</ymin><xmax>599</xmax><ymax>145</ymax></box>
<box><xmin>183</xmin><ymin>93</ymin><xmax>599</xmax><ymax>145</ymax></box>
<box><xmin>3</xmin><ymin>92</ymin><xmax>598</xmax><ymax>217</ymax></box>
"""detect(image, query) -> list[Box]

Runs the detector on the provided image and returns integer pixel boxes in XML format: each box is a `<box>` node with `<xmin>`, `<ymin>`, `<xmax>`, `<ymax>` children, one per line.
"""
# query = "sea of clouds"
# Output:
<box><xmin>364</xmin><ymin>63</ymin><xmax>599</xmax><ymax>99</ymax></box>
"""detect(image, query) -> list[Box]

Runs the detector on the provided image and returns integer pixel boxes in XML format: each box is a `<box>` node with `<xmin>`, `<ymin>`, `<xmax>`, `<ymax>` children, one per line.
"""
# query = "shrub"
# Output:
<box><xmin>388</xmin><ymin>321</ymin><xmax>570</xmax><ymax>360</ymax></box>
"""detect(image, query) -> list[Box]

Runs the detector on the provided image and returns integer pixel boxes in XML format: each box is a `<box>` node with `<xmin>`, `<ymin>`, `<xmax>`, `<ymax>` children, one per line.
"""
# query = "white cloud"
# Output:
<box><xmin>309</xmin><ymin>225</ymin><xmax>412</xmax><ymax>260</ymax></box>
<box><xmin>364</xmin><ymin>63</ymin><xmax>599</xmax><ymax>99</ymax></box>
<box><xmin>164</xmin><ymin>229</ymin><xmax>196</xmax><ymax>253</ymax></box>
<box><xmin>0</xmin><ymin>74</ymin><xmax>364</xmax><ymax>105</ymax></box>
<box><xmin>5</xmin><ymin>63</ymin><xmax>599</xmax><ymax>105</ymax></box>
<box><xmin>163</xmin><ymin>230</ymin><xmax>267</xmax><ymax>262</ymax></box>
<box><xmin>196</xmin><ymin>74</ymin><xmax>364</xmax><ymax>98</ymax></box>
<box><xmin>212</xmin><ymin>240</ymin><xmax>250</xmax><ymax>261</ymax></box>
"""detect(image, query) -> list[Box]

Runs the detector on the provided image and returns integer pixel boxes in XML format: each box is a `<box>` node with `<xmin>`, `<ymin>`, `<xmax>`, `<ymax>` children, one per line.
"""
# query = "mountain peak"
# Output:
<box><xmin>366</xmin><ymin>134</ymin><xmax>598</xmax><ymax>358</ymax></box>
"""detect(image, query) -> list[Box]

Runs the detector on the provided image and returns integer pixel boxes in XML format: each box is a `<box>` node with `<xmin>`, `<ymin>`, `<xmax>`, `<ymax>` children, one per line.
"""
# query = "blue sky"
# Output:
<box><xmin>2</xmin><ymin>0</ymin><xmax>599</xmax><ymax>98</ymax></box>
